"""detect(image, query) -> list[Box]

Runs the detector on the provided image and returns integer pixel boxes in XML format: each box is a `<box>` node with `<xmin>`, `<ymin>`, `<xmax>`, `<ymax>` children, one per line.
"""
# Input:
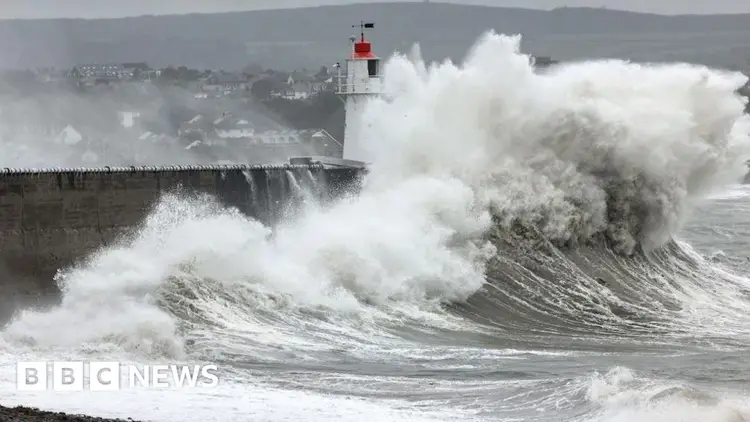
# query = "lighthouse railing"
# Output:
<box><xmin>334</xmin><ymin>75</ymin><xmax>381</xmax><ymax>95</ymax></box>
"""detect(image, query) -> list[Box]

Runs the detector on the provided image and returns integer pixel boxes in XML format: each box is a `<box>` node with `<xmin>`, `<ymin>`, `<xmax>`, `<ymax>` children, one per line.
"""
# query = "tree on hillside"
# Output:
<box><xmin>177</xmin><ymin>66</ymin><xmax>203</xmax><ymax>81</ymax></box>
<box><xmin>243</xmin><ymin>63</ymin><xmax>264</xmax><ymax>76</ymax></box>
<box><xmin>314</xmin><ymin>65</ymin><xmax>330</xmax><ymax>81</ymax></box>
<box><xmin>251</xmin><ymin>77</ymin><xmax>285</xmax><ymax>100</ymax></box>
<box><xmin>158</xmin><ymin>66</ymin><xmax>179</xmax><ymax>84</ymax></box>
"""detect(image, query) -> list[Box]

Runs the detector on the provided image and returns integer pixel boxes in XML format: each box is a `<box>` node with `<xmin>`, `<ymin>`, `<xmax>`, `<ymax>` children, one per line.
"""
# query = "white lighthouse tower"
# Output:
<box><xmin>288</xmin><ymin>21</ymin><xmax>380</xmax><ymax>169</ymax></box>
<box><xmin>336</xmin><ymin>21</ymin><xmax>381</xmax><ymax>165</ymax></box>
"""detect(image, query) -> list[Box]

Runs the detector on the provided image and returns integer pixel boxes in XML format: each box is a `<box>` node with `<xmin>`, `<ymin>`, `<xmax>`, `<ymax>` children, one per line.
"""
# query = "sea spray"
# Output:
<box><xmin>362</xmin><ymin>31</ymin><xmax>750</xmax><ymax>253</ymax></box>
<box><xmin>2</xmin><ymin>31</ymin><xmax>750</xmax><ymax>358</ymax></box>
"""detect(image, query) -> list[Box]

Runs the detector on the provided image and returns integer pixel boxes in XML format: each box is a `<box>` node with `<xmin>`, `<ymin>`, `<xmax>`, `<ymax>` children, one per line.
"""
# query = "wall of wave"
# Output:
<box><xmin>0</xmin><ymin>164</ymin><xmax>363</xmax><ymax>321</ymax></box>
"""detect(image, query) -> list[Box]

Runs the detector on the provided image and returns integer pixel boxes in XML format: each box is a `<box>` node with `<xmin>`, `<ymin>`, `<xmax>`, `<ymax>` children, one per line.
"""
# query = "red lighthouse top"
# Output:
<box><xmin>352</xmin><ymin>21</ymin><xmax>377</xmax><ymax>59</ymax></box>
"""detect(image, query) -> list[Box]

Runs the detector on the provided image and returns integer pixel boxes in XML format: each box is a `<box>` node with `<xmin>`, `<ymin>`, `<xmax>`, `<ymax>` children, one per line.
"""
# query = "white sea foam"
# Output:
<box><xmin>589</xmin><ymin>367</ymin><xmax>750</xmax><ymax>422</ymax></box>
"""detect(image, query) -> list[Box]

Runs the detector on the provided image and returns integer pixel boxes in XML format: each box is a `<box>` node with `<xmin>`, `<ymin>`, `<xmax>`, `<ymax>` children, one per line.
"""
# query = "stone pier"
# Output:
<box><xmin>0</xmin><ymin>164</ymin><xmax>363</xmax><ymax>321</ymax></box>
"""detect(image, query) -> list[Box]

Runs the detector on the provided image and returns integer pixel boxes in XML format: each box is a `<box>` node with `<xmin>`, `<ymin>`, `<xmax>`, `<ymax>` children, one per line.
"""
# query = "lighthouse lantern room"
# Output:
<box><xmin>336</xmin><ymin>21</ymin><xmax>381</xmax><ymax>164</ymax></box>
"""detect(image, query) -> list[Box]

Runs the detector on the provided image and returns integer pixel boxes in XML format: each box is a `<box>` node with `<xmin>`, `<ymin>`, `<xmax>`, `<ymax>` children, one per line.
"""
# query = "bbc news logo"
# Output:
<box><xmin>17</xmin><ymin>362</ymin><xmax>219</xmax><ymax>391</ymax></box>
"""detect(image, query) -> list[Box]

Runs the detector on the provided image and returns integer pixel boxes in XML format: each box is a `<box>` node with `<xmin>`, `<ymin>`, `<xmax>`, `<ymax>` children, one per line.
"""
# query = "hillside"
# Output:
<box><xmin>0</xmin><ymin>3</ymin><xmax>749</xmax><ymax>70</ymax></box>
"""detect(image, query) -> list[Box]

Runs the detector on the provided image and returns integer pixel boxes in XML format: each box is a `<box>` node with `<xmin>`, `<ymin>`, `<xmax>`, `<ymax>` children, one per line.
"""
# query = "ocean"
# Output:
<box><xmin>2</xmin><ymin>31</ymin><xmax>750</xmax><ymax>422</ymax></box>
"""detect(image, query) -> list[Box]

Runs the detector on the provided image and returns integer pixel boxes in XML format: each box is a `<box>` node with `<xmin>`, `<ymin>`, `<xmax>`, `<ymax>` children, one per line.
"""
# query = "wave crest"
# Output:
<box><xmin>363</xmin><ymin>31</ymin><xmax>750</xmax><ymax>253</ymax></box>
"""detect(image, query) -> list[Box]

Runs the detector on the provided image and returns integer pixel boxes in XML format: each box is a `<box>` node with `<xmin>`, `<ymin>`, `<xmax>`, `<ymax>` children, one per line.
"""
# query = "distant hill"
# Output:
<box><xmin>0</xmin><ymin>3</ymin><xmax>749</xmax><ymax>71</ymax></box>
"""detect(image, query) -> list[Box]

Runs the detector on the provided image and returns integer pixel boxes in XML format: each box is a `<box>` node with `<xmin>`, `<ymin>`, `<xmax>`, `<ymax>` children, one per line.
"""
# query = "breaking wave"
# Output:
<box><xmin>3</xmin><ymin>31</ymin><xmax>750</xmax><ymax>422</ymax></box>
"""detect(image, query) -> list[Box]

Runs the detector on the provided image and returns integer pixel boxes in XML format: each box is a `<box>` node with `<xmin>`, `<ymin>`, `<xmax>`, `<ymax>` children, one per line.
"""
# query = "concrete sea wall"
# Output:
<box><xmin>0</xmin><ymin>164</ymin><xmax>363</xmax><ymax>321</ymax></box>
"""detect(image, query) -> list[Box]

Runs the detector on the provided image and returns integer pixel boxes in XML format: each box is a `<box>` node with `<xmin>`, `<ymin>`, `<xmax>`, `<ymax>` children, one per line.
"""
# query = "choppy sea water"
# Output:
<box><xmin>2</xmin><ymin>32</ymin><xmax>750</xmax><ymax>422</ymax></box>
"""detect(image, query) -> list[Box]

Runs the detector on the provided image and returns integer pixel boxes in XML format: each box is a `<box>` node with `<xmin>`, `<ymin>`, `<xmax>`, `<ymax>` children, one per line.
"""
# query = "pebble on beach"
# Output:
<box><xmin>0</xmin><ymin>405</ymin><xmax>140</xmax><ymax>422</ymax></box>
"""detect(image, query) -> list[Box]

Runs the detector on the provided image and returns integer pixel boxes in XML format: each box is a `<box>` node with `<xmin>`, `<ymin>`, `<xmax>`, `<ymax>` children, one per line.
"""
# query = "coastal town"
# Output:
<box><xmin>0</xmin><ymin>61</ymin><xmax>347</xmax><ymax>167</ymax></box>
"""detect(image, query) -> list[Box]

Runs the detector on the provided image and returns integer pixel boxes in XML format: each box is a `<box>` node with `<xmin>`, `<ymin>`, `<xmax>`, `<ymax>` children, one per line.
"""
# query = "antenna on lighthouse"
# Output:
<box><xmin>352</xmin><ymin>21</ymin><xmax>375</xmax><ymax>43</ymax></box>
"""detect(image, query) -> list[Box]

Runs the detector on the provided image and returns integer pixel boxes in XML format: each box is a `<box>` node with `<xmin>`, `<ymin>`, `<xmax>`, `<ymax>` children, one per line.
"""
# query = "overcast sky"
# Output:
<box><xmin>1</xmin><ymin>0</ymin><xmax>749</xmax><ymax>19</ymax></box>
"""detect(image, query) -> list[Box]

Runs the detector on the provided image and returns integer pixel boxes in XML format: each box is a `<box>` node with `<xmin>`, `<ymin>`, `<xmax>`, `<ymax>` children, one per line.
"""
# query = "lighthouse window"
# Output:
<box><xmin>368</xmin><ymin>60</ymin><xmax>379</xmax><ymax>77</ymax></box>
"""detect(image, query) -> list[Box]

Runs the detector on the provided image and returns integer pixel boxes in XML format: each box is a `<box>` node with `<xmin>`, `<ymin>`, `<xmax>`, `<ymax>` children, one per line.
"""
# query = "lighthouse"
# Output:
<box><xmin>288</xmin><ymin>21</ymin><xmax>380</xmax><ymax>169</ymax></box>
<box><xmin>336</xmin><ymin>21</ymin><xmax>382</xmax><ymax>164</ymax></box>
